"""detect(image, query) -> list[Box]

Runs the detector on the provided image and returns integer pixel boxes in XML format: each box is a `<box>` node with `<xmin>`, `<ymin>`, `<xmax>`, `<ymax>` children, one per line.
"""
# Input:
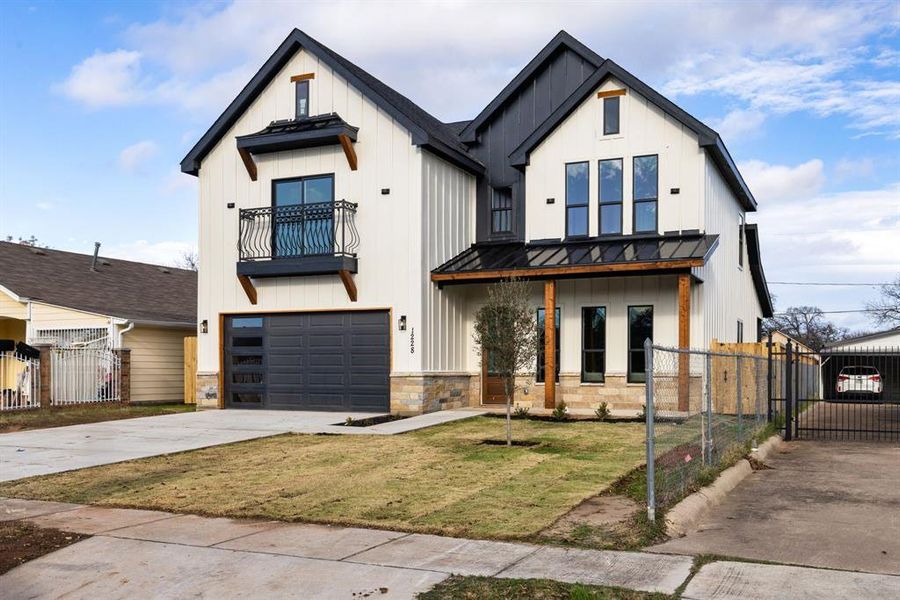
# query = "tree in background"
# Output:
<box><xmin>764</xmin><ymin>306</ymin><xmax>848</xmax><ymax>351</ymax></box>
<box><xmin>473</xmin><ymin>278</ymin><xmax>539</xmax><ymax>446</ymax></box>
<box><xmin>866</xmin><ymin>274</ymin><xmax>900</xmax><ymax>328</ymax></box>
<box><xmin>5</xmin><ymin>235</ymin><xmax>47</xmax><ymax>248</ymax></box>
<box><xmin>175</xmin><ymin>250</ymin><xmax>199</xmax><ymax>271</ymax></box>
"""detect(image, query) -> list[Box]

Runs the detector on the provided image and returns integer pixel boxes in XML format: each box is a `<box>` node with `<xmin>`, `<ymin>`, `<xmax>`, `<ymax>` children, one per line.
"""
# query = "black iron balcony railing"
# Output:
<box><xmin>238</xmin><ymin>201</ymin><xmax>359</xmax><ymax>262</ymax></box>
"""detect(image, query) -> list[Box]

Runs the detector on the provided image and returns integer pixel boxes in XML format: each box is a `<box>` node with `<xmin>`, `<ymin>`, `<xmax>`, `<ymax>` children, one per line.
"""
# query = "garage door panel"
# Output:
<box><xmin>225</xmin><ymin>311</ymin><xmax>389</xmax><ymax>411</ymax></box>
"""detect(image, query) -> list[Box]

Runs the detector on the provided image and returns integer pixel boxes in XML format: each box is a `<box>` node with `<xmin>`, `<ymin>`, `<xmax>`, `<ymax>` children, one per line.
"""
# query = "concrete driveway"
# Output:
<box><xmin>0</xmin><ymin>409</ymin><xmax>386</xmax><ymax>482</ymax></box>
<box><xmin>652</xmin><ymin>441</ymin><xmax>900</xmax><ymax>576</ymax></box>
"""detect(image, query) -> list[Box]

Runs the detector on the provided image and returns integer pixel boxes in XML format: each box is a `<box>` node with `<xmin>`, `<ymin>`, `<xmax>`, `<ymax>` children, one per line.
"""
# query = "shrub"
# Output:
<box><xmin>594</xmin><ymin>402</ymin><xmax>610</xmax><ymax>421</ymax></box>
<box><xmin>551</xmin><ymin>401</ymin><xmax>570</xmax><ymax>421</ymax></box>
<box><xmin>513</xmin><ymin>405</ymin><xmax>530</xmax><ymax>419</ymax></box>
<box><xmin>344</xmin><ymin>416</ymin><xmax>355</xmax><ymax>426</ymax></box>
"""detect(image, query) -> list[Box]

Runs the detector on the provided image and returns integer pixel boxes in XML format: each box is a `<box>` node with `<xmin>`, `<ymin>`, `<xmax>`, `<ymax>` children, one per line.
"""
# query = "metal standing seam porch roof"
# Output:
<box><xmin>235</xmin><ymin>113</ymin><xmax>358</xmax><ymax>155</ymax></box>
<box><xmin>431</xmin><ymin>232</ymin><xmax>718</xmax><ymax>283</ymax></box>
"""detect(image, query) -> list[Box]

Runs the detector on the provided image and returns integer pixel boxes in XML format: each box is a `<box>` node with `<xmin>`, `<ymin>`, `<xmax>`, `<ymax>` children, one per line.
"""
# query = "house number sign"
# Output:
<box><xmin>410</xmin><ymin>328</ymin><xmax>415</xmax><ymax>354</ymax></box>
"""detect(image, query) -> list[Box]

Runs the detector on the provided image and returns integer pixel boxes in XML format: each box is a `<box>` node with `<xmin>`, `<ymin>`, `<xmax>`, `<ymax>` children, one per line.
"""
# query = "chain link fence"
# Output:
<box><xmin>644</xmin><ymin>340</ymin><xmax>770</xmax><ymax>520</ymax></box>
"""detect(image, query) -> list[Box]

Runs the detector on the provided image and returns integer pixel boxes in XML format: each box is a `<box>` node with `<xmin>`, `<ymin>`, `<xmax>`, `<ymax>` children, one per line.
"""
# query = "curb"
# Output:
<box><xmin>664</xmin><ymin>434</ymin><xmax>782</xmax><ymax>538</ymax></box>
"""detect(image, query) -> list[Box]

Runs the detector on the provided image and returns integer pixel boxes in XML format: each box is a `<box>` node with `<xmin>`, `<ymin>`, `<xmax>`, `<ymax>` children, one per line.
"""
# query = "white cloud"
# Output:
<box><xmin>58</xmin><ymin>49</ymin><xmax>144</xmax><ymax>108</ymax></box>
<box><xmin>35</xmin><ymin>201</ymin><xmax>54</xmax><ymax>211</ymax></box>
<box><xmin>739</xmin><ymin>159</ymin><xmax>825</xmax><ymax>203</ymax></box>
<box><xmin>708</xmin><ymin>109</ymin><xmax>767</xmax><ymax>142</ymax></box>
<box><xmin>834</xmin><ymin>157</ymin><xmax>876</xmax><ymax>181</ymax></box>
<box><xmin>118</xmin><ymin>140</ymin><xmax>159</xmax><ymax>173</ymax></box>
<box><xmin>101</xmin><ymin>239</ymin><xmax>197</xmax><ymax>268</ymax></box>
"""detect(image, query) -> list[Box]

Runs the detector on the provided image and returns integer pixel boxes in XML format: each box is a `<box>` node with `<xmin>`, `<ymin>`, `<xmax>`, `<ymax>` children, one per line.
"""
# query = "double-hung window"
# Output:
<box><xmin>536</xmin><ymin>307</ymin><xmax>561</xmax><ymax>383</ymax></box>
<box><xmin>566</xmin><ymin>162</ymin><xmax>589</xmax><ymax>238</ymax></box>
<box><xmin>633</xmin><ymin>155</ymin><xmax>658</xmax><ymax>233</ymax></box>
<box><xmin>272</xmin><ymin>174</ymin><xmax>334</xmax><ymax>257</ymax></box>
<box><xmin>627</xmin><ymin>305</ymin><xmax>653</xmax><ymax>383</ymax></box>
<box><xmin>598</xmin><ymin>159</ymin><xmax>623</xmax><ymax>235</ymax></box>
<box><xmin>581</xmin><ymin>307</ymin><xmax>606</xmax><ymax>383</ymax></box>
<box><xmin>490</xmin><ymin>187</ymin><xmax>512</xmax><ymax>234</ymax></box>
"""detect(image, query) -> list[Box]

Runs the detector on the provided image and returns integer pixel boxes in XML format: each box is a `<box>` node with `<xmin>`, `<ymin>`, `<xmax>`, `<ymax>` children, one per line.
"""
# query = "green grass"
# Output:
<box><xmin>0</xmin><ymin>403</ymin><xmax>194</xmax><ymax>433</ymax></box>
<box><xmin>0</xmin><ymin>416</ymin><xmax>646</xmax><ymax>541</ymax></box>
<box><xmin>417</xmin><ymin>576</ymin><xmax>672</xmax><ymax>600</ymax></box>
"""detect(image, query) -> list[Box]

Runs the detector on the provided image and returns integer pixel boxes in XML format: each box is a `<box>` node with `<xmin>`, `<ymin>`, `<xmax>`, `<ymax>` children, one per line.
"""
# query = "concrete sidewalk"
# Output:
<box><xmin>0</xmin><ymin>408</ymin><xmax>485</xmax><ymax>482</ymax></box>
<box><xmin>3</xmin><ymin>499</ymin><xmax>899</xmax><ymax>599</ymax></box>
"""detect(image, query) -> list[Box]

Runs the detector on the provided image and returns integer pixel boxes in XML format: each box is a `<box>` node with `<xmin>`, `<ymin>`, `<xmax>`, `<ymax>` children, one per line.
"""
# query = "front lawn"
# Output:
<box><xmin>0</xmin><ymin>416</ymin><xmax>646</xmax><ymax>541</ymax></box>
<box><xmin>0</xmin><ymin>403</ymin><xmax>194</xmax><ymax>433</ymax></box>
<box><xmin>418</xmin><ymin>576</ymin><xmax>671</xmax><ymax>600</ymax></box>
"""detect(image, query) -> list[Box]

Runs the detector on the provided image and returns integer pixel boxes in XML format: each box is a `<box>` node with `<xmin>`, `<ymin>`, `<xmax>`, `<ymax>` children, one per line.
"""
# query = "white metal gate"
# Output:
<box><xmin>0</xmin><ymin>352</ymin><xmax>41</xmax><ymax>411</ymax></box>
<box><xmin>50</xmin><ymin>347</ymin><xmax>121</xmax><ymax>405</ymax></box>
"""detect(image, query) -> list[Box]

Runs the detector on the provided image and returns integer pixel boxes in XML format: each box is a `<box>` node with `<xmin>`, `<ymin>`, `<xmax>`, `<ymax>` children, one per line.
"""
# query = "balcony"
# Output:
<box><xmin>237</xmin><ymin>201</ymin><xmax>359</xmax><ymax>278</ymax></box>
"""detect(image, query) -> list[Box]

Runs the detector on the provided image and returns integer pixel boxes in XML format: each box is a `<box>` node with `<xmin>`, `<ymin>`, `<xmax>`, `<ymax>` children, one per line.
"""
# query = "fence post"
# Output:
<box><xmin>766</xmin><ymin>332</ymin><xmax>773</xmax><ymax>423</ymax></box>
<box><xmin>704</xmin><ymin>352</ymin><xmax>713</xmax><ymax>465</ymax></box>
<box><xmin>116</xmin><ymin>348</ymin><xmax>131</xmax><ymax>405</ymax></box>
<box><xmin>736</xmin><ymin>355</ymin><xmax>743</xmax><ymax>442</ymax></box>
<box><xmin>784</xmin><ymin>341</ymin><xmax>793</xmax><ymax>441</ymax></box>
<box><xmin>35</xmin><ymin>344</ymin><xmax>52</xmax><ymax>408</ymax></box>
<box><xmin>644</xmin><ymin>338</ymin><xmax>655</xmax><ymax>522</ymax></box>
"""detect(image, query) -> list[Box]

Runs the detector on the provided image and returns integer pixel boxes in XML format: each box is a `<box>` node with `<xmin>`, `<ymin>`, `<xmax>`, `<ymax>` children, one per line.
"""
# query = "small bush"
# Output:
<box><xmin>594</xmin><ymin>402</ymin><xmax>610</xmax><ymax>421</ymax></box>
<box><xmin>637</xmin><ymin>403</ymin><xmax>658</xmax><ymax>422</ymax></box>
<box><xmin>513</xmin><ymin>405</ymin><xmax>530</xmax><ymax>419</ymax></box>
<box><xmin>344</xmin><ymin>416</ymin><xmax>355</xmax><ymax>426</ymax></box>
<box><xmin>551</xmin><ymin>401</ymin><xmax>569</xmax><ymax>421</ymax></box>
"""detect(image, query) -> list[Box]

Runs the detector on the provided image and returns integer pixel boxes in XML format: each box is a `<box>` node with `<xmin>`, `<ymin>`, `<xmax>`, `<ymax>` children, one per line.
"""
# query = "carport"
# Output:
<box><xmin>822</xmin><ymin>328</ymin><xmax>900</xmax><ymax>402</ymax></box>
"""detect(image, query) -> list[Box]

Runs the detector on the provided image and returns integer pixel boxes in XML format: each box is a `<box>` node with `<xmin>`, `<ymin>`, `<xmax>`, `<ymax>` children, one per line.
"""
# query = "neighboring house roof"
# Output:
<box><xmin>432</xmin><ymin>231</ymin><xmax>718</xmax><ymax>282</ymax></box>
<box><xmin>824</xmin><ymin>327</ymin><xmax>900</xmax><ymax>349</ymax></box>
<box><xmin>745</xmin><ymin>224</ymin><xmax>774</xmax><ymax>318</ymax></box>
<box><xmin>770</xmin><ymin>330</ymin><xmax>816</xmax><ymax>354</ymax></box>
<box><xmin>507</xmin><ymin>58</ymin><xmax>756</xmax><ymax>212</ymax></box>
<box><xmin>180</xmin><ymin>29</ymin><xmax>483</xmax><ymax>177</ymax></box>
<box><xmin>458</xmin><ymin>30</ymin><xmax>604</xmax><ymax>144</ymax></box>
<box><xmin>0</xmin><ymin>242</ymin><xmax>197</xmax><ymax>326</ymax></box>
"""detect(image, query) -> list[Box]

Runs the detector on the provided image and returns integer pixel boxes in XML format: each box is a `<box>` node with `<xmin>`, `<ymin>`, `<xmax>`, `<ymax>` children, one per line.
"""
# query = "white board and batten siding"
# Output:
<box><xmin>196</xmin><ymin>46</ymin><xmax>431</xmax><ymax>375</ymax></box>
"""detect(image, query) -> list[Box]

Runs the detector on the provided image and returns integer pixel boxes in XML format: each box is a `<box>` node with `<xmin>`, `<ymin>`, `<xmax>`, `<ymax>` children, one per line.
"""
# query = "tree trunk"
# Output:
<box><xmin>505</xmin><ymin>376</ymin><xmax>512</xmax><ymax>446</ymax></box>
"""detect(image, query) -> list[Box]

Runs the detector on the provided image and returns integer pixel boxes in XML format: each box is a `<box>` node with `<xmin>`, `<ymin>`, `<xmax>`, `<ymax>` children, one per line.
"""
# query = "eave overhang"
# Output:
<box><xmin>236</xmin><ymin>114</ymin><xmax>358</xmax><ymax>155</ymax></box>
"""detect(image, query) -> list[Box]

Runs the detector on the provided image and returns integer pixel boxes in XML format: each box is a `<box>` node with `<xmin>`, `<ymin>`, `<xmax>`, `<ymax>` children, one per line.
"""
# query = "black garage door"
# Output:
<box><xmin>224</xmin><ymin>311</ymin><xmax>390</xmax><ymax>411</ymax></box>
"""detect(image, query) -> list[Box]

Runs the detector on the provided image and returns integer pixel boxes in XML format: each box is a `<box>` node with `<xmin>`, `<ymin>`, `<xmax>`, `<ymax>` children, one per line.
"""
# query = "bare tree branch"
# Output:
<box><xmin>866</xmin><ymin>274</ymin><xmax>900</xmax><ymax>327</ymax></box>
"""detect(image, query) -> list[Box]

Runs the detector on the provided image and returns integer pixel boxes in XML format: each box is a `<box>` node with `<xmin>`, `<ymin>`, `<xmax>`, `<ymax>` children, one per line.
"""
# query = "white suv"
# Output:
<box><xmin>836</xmin><ymin>366</ymin><xmax>883</xmax><ymax>398</ymax></box>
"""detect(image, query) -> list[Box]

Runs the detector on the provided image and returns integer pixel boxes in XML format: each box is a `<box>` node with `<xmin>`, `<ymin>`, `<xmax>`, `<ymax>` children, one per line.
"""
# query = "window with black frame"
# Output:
<box><xmin>738</xmin><ymin>214</ymin><xmax>745</xmax><ymax>268</ymax></box>
<box><xmin>603</xmin><ymin>96</ymin><xmax>620</xmax><ymax>135</ymax></box>
<box><xmin>737</xmin><ymin>319</ymin><xmax>744</xmax><ymax>343</ymax></box>
<box><xmin>633</xmin><ymin>155</ymin><xmax>658</xmax><ymax>233</ymax></box>
<box><xmin>536</xmin><ymin>307</ymin><xmax>561</xmax><ymax>383</ymax></box>
<box><xmin>582</xmin><ymin>306</ymin><xmax>606</xmax><ymax>382</ymax></box>
<box><xmin>599</xmin><ymin>159</ymin><xmax>623</xmax><ymax>235</ymax></box>
<box><xmin>490</xmin><ymin>187</ymin><xmax>512</xmax><ymax>234</ymax></box>
<box><xmin>627</xmin><ymin>305</ymin><xmax>653</xmax><ymax>383</ymax></box>
<box><xmin>295</xmin><ymin>80</ymin><xmax>310</xmax><ymax>119</ymax></box>
<box><xmin>272</xmin><ymin>174</ymin><xmax>334</xmax><ymax>257</ymax></box>
<box><xmin>566</xmin><ymin>162</ymin><xmax>589</xmax><ymax>238</ymax></box>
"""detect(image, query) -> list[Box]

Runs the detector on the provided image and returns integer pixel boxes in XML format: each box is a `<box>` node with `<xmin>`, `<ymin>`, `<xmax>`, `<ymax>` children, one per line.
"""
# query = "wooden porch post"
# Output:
<box><xmin>544</xmin><ymin>279</ymin><xmax>556</xmax><ymax>409</ymax></box>
<box><xmin>677</xmin><ymin>273</ymin><xmax>691</xmax><ymax>411</ymax></box>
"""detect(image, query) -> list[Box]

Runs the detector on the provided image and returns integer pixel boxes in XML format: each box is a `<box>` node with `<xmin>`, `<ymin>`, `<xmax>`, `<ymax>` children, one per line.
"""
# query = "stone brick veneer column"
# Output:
<box><xmin>390</xmin><ymin>374</ymin><xmax>477</xmax><ymax>415</ymax></box>
<box><xmin>195</xmin><ymin>372</ymin><xmax>220</xmax><ymax>409</ymax></box>
<box><xmin>114</xmin><ymin>348</ymin><xmax>131</xmax><ymax>404</ymax></box>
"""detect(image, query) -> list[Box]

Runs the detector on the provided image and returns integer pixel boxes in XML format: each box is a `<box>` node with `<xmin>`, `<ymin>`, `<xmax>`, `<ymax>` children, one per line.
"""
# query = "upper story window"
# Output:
<box><xmin>490</xmin><ymin>187</ymin><xmax>513</xmax><ymax>234</ymax></box>
<box><xmin>599</xmin><ymin>159</ymin><xmax>623</xmax><ymax>235</ymax></box>
<box><xmin>738</xmin><ymin>214</ymin><xmax>745</xmax><ymax>268</ymax></box>
<box><xmin>603</xmin><ymin>96</ymin><xmax>620</xmax><ymax>135</ymax></box>
<box><xmin>566</xmin><ymin>162</ymin><xmax>589</xmax><ymax>238</ymax></box>
<box><xmin>272</xmin><ymin>174</ymin><xmax>334</xmax><ymax>256</ymax></box>
<box><xmin>633</xmin><ymin>155</ymin><xmax>658</xmax><ymax>233</ymax></box>
<box><xmin>295</xmin><ymin>79</ymin><xmax>310</xmax><ymax>119</ymax></box>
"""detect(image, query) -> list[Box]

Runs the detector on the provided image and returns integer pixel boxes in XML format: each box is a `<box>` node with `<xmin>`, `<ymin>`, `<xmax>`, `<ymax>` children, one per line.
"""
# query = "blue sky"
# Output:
<box><xmin>0</xmin><ymin>0</ymin><xmax>898</xmax><ymax>331</ymax></box>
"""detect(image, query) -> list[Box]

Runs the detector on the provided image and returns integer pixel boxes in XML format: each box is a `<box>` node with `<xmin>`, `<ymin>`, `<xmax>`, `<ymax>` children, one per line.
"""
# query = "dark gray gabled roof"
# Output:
<box><xmin>181</xmin><ymin>29</ymin><xmax>483</xmax><ymax>177</ymax></box>
<box><xmin>0</xmin><ymin>242</ymin><xmax>197</xmax><ymax>326</ymax></box>
<box><xmin>745</xmin><ymin>224</ymin><xmax>774</xmax><ymax>318</ymax></box>
<box><xmin>508</xmin><ymin>58</ymin><xmax>756</xmax><ymax>212</ymax></box>
<box><xmin>458</xmin><ymin>31</ymin><xmax>604</xmax><ymax>143</ymax></box>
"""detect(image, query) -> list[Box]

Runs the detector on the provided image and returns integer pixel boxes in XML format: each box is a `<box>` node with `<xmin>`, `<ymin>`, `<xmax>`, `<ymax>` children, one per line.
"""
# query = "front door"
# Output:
<box><xmin>482</xmin><ymin>351</ymin><xmax>509</xmax><ymax>405</ymax></box>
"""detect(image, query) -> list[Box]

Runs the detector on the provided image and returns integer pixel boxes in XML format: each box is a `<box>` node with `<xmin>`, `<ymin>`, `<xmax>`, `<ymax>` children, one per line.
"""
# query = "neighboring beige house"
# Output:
<box><xmin>0</xmin><ymin>242</ymin><xmax>197</xmax><ymax>403</ymax></box>
<box><xmin>181</xmin><ymin>30</ymin><xmax>772</xmax><ymax>414</ymax></box>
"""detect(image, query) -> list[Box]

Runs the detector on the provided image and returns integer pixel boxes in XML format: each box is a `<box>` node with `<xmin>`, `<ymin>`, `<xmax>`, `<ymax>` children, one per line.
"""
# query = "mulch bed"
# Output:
<box><xmin>0</xmin><ymin>520</ymin><xmax>88</xmax><ymax>575</ymax></box>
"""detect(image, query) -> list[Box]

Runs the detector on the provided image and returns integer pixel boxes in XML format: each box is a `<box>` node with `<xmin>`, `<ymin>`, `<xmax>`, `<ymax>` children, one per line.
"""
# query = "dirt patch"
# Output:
<box><xmin>0</xmin><ymin>520</ymin><xmax>88</xmax><ymax>574</ymax></box>
<box><xmin>542</xmin><ymin>494</ymin><xmax>640</xmax><ymax>539</ymax></box>
<box><xmin>480</xmin><ymin>439</ymin><xmax>541</xmax><ymax>447</ymax></box>
<box><xmin>338</xmin><ymin>414</ymin><xmax>407</xmax><ymax>427</ymax></box>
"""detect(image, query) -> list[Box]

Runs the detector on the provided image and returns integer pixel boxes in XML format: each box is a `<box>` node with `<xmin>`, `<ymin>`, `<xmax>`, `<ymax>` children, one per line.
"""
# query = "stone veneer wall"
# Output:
<box><xmin>195</xmin><ymin>372</ymin><xmax>219</xmax><ymax>409</ymax></box>
<box><xmin>390</xmin><ymin>374</ymin><xmax>478</xmax><ymax>415</ymax></box>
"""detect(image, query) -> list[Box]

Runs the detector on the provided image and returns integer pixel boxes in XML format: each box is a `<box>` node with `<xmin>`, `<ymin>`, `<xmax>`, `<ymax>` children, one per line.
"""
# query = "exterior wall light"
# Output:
<box><xmin>200</xmin><ymin>319</ymin><xmax>208</xmax><ymax>334</ymax></box>
<box><xmin>398</xmin><ymin>315</ymin><xmax>407</xmax><ymax>331</ymax></box>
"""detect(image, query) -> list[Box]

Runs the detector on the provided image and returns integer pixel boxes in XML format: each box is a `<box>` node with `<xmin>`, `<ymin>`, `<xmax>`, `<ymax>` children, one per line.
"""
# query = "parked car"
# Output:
<box><xmin>836</xmin><ymin>366</ymin><xmax>883</xmax><ymax>398</ymax></box>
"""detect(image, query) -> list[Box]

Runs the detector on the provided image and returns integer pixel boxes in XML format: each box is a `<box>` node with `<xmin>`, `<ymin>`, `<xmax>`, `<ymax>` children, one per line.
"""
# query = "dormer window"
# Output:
<box><xmin>295</xmin><ymin>80</ymin><xmax>309</xmax><ymax>119</ymax></box>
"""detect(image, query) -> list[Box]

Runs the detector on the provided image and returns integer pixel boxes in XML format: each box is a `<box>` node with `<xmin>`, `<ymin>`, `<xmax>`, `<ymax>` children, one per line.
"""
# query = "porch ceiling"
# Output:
<box><xmin>430</xmin><ymin>232</ymin><xmax>717</xmax><ymax>284</ymax></box>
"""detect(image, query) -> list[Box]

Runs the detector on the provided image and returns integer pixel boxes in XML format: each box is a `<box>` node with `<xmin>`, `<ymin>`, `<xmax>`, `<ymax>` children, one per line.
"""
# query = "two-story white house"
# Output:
<box><xmin>181</xmin><ymin>30</ymin><xmax>772</xmax><ymax>414</ymax></box>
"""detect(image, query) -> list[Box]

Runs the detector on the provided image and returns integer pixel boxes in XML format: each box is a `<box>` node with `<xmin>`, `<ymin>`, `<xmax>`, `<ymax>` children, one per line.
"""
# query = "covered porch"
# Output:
<box><xmin>432</xmin><ymin>233</ymin><xmax>718</xmax><ymax>410</ymax></box>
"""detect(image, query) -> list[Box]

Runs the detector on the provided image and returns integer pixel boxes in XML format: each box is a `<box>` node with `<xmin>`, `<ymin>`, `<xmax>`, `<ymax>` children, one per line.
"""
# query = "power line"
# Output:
<box><xmin>774</xmin><ymin>308</ymin><xmax>881</xmax><ymax>316</ymax></box>
<box><xmin>769</xmin><ymin>281</ymin><xmax>889</xmax><ymax>287</ymax></box>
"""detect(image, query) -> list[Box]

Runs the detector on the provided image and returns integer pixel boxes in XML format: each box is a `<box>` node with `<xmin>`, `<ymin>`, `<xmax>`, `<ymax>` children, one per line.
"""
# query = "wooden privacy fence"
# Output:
<box><xmin>184</xmin><ymin>336</ymin><xmax>197</xmax><ymax>404</ymax></box>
